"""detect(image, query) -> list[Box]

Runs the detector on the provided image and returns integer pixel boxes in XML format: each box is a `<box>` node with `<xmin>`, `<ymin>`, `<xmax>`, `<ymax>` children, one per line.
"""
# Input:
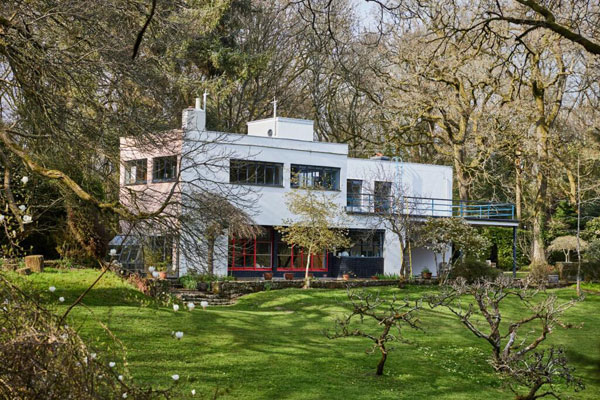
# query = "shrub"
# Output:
<box><xmin>374</xmin><ymin>273</ymin><xmax>402</xmax><ymax>280</ymax></box>
<box><xmin>178</xmin><ymin>273</ymin><xmax>236</xmax><ymax>289</ymax></box>
<box><xmin>585</xmin><ymin>239</ymin><xmax>600</xmax><ymax>263</ymax></box>
<box><xmin>0</xmin><ymin>276</ymin><xmax>170</xmax><ymax>399</ymax></box>
<box><xmin>179</xmin><ymin>274</ymin><xmax>198</xmax><ymax>289</ymax></box>
<box><xmin>448</xmin><ymin>258</ymin><xmax>500</xmax><ymax>282</ymax></box>
<box><xmin>556</xmin><ymin>261</ymin><xmax>600</xmax><ymax>281</ymax></box>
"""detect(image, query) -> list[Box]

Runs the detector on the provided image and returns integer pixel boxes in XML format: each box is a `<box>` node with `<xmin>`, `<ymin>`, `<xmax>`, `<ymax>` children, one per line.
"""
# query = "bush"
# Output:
<box><xmin>556</xmin><ymin>261</ymin><xmax>600</xmax><ymax>281</ymax></box>
<box><xmin>179</xmin><ymin>274</ymin><xmax>198</xmax><ymax>289</ymax></box>
<box><xmin>448</xmin><ymin>258</ymin><xmax>500</xmax><ymax>282</ymax></box>
<box><xmin>0</xmin><ymin>276</ymin><xmax>169</xmax><ymax>399</ymax></box>
<box><xmin>178</xmin><ymin>273</ymin><xmax>236</xmax><ymax>289</ymax></box>
<box><xmin>374</xmin><ymin>273</ymin><xmax>402</xmax><ymax>280</ymax></box>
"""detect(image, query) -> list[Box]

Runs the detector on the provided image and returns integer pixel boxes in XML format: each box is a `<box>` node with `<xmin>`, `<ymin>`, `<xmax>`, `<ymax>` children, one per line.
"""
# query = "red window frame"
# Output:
<box><xmin>276</xmin><ymin>244</ymin><xmax>328</xmax><ymax>272</ymax></box>
<box><xmin>228</xmin><ymin>231</ymin><xmax>273</xmax><ymax>271</ymax></box>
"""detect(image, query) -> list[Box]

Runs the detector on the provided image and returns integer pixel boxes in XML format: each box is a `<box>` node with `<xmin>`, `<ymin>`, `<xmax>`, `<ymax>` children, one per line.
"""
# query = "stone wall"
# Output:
<box><xmin>212</xmin><ymin>279</ymin><xmax>402</xmax><ymax>298</ymax></box>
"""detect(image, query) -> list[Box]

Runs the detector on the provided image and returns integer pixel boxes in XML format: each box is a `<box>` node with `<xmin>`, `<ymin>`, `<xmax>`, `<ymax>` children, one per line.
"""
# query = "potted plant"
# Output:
<box><xmin>264</xmin><ymin>272</ymin><xmax>273</xmax><ymax>281</ymax></box>
<box><xmin>284</xmin><ymin>272</ymin><xmax>294</xmax><ymax>280</ymax></box>
<box><xmin>422</xmin><ymin>268</ymin><xmax>432</xmax><ymax>279</ymax></box>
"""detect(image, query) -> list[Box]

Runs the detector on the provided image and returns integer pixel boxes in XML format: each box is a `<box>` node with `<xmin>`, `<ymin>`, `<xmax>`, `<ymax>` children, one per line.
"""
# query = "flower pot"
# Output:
<box><xmin>342</xmin><ymin>274</ymin><xmax>350</xmax><ymax>281</ymax></box>
<box><xmin>422</xmin><ymin>272</ymin><xmax>432</xmax><ymax>279</ymax></box>
<box><xmin>264</xmin><ymin>272</ymin><xmax>273</xmax><ymax>281</ymax></box>
<box><xmin>371</xmin><ymin>276</ymin><xmax>379</xmax><ymax>280</ymax></box>
<box><xmin>284</xmin><ymin>273</ymin><xmax>294</xmax><ymax>280</ymax></box>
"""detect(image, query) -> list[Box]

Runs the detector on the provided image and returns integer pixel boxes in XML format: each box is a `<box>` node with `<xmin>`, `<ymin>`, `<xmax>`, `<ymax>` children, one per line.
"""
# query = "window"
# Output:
<box><xmin>347</xmin><ymin>179</ymin><xmax>362</xmax><ymax>207</ymax></box>
<box><xmin>291</xmin><ymin>164</ymin><xmax>340</xmax><ymax>190</ymax></box>
<box><xmin>228</xmin><ymin>229</ymin><xmax>273</xmax><ymax>270</ymax></box>
<box><xmin>276</xmin><ymin>239</ymin><xmax>328</xmax><ymax>271</ymax></box>
<box><xmin>345</xmin><ymin>230</ymin><xmax>384</xmax><ymax>257</ymax></box>
<box><xmin>229</xmin><ymin>159</ymin><xmax>283</xmax><ymax>186</ymax></box>
<box><xmin>374</xmin><ymin>181</ymin><xmax>392</xmax><ymax>212</ymax></box>
<box><xmin>152</xmin><ymin>156</ymin><xmax>177</xmax><ymax>182</ymax></box>
<box><xmin>124</xmin><ymin>159</ymin><xmax>147</xmax><ymax>185</ymax></box>
<box><xmin>144</xmin><ymin>235</ymin><xmax>174</xmax><ymax>267</ymax></box>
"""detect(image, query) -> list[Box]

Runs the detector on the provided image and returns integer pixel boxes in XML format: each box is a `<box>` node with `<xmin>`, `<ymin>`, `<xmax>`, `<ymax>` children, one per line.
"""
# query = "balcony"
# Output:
<box><xmin>345</xmin><ymin>194</ymin><xmax>515</xmax><ymax>221</ymax></box>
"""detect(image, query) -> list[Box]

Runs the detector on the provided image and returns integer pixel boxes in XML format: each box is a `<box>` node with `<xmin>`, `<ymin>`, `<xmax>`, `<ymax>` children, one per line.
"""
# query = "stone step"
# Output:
<box><xmin>172</xmin><ymin>290</ymin><xmax>236</xmax><ymax>306</ymax></box>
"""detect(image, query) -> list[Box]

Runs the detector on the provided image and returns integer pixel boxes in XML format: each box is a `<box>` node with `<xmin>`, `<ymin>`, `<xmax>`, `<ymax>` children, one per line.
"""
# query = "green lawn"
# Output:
<box><xmin>5</xmin><ymin>268</ymin><xmax>600</xmax><ymax>399</ymax></box>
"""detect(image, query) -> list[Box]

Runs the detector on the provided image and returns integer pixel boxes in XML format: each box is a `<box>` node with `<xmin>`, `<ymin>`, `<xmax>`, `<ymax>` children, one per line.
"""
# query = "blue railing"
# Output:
<box><xmin>346</xmin><ymin>194</ymin><xmax>515</xmax><ymax>220</ymax></box>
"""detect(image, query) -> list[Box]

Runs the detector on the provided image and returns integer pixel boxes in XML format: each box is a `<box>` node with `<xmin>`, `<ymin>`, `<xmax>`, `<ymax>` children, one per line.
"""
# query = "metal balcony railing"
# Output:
<box><xmin>345</xmin><ymin>194</ymin><xmax>515</xmax><ymax>221</ymax></box>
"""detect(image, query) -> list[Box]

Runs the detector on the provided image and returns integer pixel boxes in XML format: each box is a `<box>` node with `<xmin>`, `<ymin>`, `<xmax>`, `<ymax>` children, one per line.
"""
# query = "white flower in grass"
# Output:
<box><xmin>90</xmin><ymin>352</ymin><xmax>97</xmax><ymax>359</ymax></box>
<box><xmin>109</xmin><ymin>249</ymin><xmax>117</xmax><ymax>256</ymax></box>
<box><xmin>58</xmin><ymin>297</ymin><xmax>65</xmax><ymax>303</ymax></box>
<box><xmin>200</xmin><ymin>300</ymin><xmax>208</xmax><ymax>310</ymax></box>
<box><xmin>191</xmin><ymin>389</ymin><xmax>196</xmax><ymax>396</ymax></box>
<box><xmin>18</xmin><ymin>205</ymin><xmax>26</xmax><ymax>212</ymax></box>
<box><xmin>49</xmin><ymin>286</ymin><xmax>56</xmax><ymax>293</ymax></box>
<box><xmin>122</xmin><ymin>393</ymin><xmax>128</xmax><ymax>399</ymax></box>
<box><xmin>187</xmin><ymin>302</ymin><xmax>195</xmax><ymax>311</ymax></box>
<box><xmin>175</xmin><ymin>331</ymin><xmax>183</xmax><ymax>340</ymax></box>
<box><xmin>0</xmin><ymin>214</ymin><xmax>4</xmax><ymax>222</ymax></box>
<box><xmin>109</xmin><ymin>361</ymin><xmax>116</xmax><ymax>368</ymax></box>
<box><xmin>172</xmin><ymin>304</ymin><xmax>179</xmax><ymax>312</ymax></box>
<box><xmin>171</xmin><ymin>374</ymin><xmax>179</xmax><ymax>381</ymax></box>
<box><xmin>21</xmin><ymin>176</ymin><xmax>29</xmax><ymax>184</ymax></box>
<box><xmin>152</xmin><ymin>271</ymin><xmax>159</xmax><ymax>278</ymax></box>
<box><xmin>23</xmin><ymin>215</ymin><xmax>32</xmax><ymax>224</ymax></box>
<box><xmin>148</xmin><ymin>266</ymin><xmax>155</xmax><ymax>273</ymax></box>
<box><xmin>118</xmin><ymin>375</ymin><xmax>123</xmax><ymax>381</ymax></box>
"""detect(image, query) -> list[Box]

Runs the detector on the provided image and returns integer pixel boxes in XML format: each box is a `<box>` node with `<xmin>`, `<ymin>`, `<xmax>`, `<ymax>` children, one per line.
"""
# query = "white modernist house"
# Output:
<box><xmin>116</xmin><ymin>101</ymin><xmax>518</xmax><ymax>279</ymax></box>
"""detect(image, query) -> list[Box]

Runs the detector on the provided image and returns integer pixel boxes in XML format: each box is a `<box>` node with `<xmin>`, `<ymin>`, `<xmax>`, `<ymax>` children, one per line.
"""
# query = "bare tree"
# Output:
<box><xmin>428</xmin><ymin>276</ymin><xmax>582</xmax><ymax>371</ymax></box>
<box><xmin>326</xmin><ymin>289</ymin><xmax>421</xmax><ymax>375</ymax></box>
<box><xmin>506</xmin><ymin>347</ymin><xmax>584</xmax><ymax>400</ymax></box>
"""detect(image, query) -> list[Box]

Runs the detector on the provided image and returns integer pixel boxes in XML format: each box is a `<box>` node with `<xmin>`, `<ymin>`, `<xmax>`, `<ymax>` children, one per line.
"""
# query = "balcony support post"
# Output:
<box><xmin>512</xmin><ymin>226</ymin><xmax>517</xmax><ymax>278</ymax></box>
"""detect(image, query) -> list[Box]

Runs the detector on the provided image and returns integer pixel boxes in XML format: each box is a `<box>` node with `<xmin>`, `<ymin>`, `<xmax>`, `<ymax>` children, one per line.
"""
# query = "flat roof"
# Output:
<box><xmin>347</xmin><ymin>156</ymin><xmax>452</xmax><ymax>170</ymax></box>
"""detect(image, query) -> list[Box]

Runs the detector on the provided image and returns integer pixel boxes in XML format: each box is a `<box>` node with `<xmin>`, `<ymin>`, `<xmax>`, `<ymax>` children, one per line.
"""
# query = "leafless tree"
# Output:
<box><xmin>428</xmin><ymin>276</ymin><xmax>582</xmax><ymax>371</ymax></box>
<box><xmin>505</xmin><ymin>346</ymin><xmax>584</xmax><ymax>400</ymax></box>
<box><xmin>326</xmin><ymin>289</ymin><xmax>421</xmax><ymax>375</ymax></box>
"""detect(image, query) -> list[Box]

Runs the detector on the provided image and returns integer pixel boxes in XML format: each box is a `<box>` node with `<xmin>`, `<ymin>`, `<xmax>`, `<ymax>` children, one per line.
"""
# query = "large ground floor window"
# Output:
<box><xmin>276</xmin><ymin>239</ymin><xmax>328</xmax><ymax>272</ymax></box>
<box><xmin>228</xmin><ymin>229</ymin><xmax>273</xmax><ymax>270</ymax></box>
<box><xmin>227</xmin><ymin>226</ymin><xmax>329</xmax><ymax>272</ymax></box>
<box><xmin>343</xmin><ymin>230</ymin><xmax>384</xmax><ymax>257</ymax></box>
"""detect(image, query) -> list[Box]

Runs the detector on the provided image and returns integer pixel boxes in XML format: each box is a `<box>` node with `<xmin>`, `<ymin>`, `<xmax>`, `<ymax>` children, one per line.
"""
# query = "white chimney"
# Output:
<box><xmin>181</xmin><ymin>97</ymin><xmax>206</xmax><ymax>131</ymax></box>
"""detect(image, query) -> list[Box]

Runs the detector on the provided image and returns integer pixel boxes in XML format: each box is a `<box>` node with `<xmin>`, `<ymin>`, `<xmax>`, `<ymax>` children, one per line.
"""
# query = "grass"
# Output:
<box><xmin>4</xmin><ymin>268</ymin><xmax>600</xmax><ymax>399</ymax></box>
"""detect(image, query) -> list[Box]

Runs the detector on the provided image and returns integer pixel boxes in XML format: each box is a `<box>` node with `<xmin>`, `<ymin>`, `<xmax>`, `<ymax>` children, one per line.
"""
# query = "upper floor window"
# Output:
<box><xmin>374</xmin><ymin>181</ymin><xmax>392</xmax><ymax>212</ymax></box>
<box><xmin>229</xmin><ymin>159</ymin><xmax>283</xmax><ymax>186</ymax></box>
<box><xmin>152</xmin><ymin>156</ymin><xmax>177</xmax><ymax>182</ymax></box>
<box><xmin>347</xmin><ymin>179</ymin><xmax>362</xmax><ymax>207</ymax></box>
<box><xmin>124</xmin><ymin>159</ymin><xmax>147</xmax><ymax>185</ymax></box>
<box><xmin>291</xmin><ymin>164</ymin><xmax>340</xmax><ymax>190</ymax></box>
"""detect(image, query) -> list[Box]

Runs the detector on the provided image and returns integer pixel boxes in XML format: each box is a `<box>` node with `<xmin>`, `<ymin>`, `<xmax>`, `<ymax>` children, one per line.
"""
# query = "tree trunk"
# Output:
<box><xmin>304</xmin><ymin>244</ymin><xmax>312</xmax><ymax>289</ymax></box>
<box><xmin>376</xmin><ymin>347</ymin><xmax>387</xmax><ymax>376</ymax></box>
<box><xmin>207</xmin><ymin>236</ymin><xmax>216</xmax><ymax>276</ymax></box>
<box><xmin>398</xmin><ymin>238</ymin><xmax>405</xmax><ymax>278</ymax></box>
<box><xmin>408</xmin><ymin>241</ymin><xmax>413</xmax><ymax>277</ymax></box>
<box><xmin>530</xmin><ymin>78</ymin><xmax>549</xmax><ymax>267</ymax></box>
<box><xmin>453</xmin><ymin>145</ymin><xmax>469</xmax><ymax>201</ymax></box>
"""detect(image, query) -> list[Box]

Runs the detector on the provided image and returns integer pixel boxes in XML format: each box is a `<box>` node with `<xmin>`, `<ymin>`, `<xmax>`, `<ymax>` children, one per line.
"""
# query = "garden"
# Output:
<box><xmin>2</xmin><ymin>267</ymin><xmax>599</xmax><ymax>399</ymax></box>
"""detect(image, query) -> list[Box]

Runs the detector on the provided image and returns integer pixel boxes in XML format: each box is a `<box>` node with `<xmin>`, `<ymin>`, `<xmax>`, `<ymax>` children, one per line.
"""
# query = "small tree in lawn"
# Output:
<box><xmin>277</xmin><ymin>188</ymin><xmax>350</xmax><ymax>289</ymax></box>
<box><xmin>428</xmin><ymin>276</ymin><xmax>584</xmax><ymax>400</ymax></box>
<box><xmin>326</xmin><ymin>289</ymin><xmax>421</xmax><ymax>376</ymax></box>
<box><xmin>414</xmin><ymin>217</ymin><xmax>490</xmax><ymax>283</ymax></box>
